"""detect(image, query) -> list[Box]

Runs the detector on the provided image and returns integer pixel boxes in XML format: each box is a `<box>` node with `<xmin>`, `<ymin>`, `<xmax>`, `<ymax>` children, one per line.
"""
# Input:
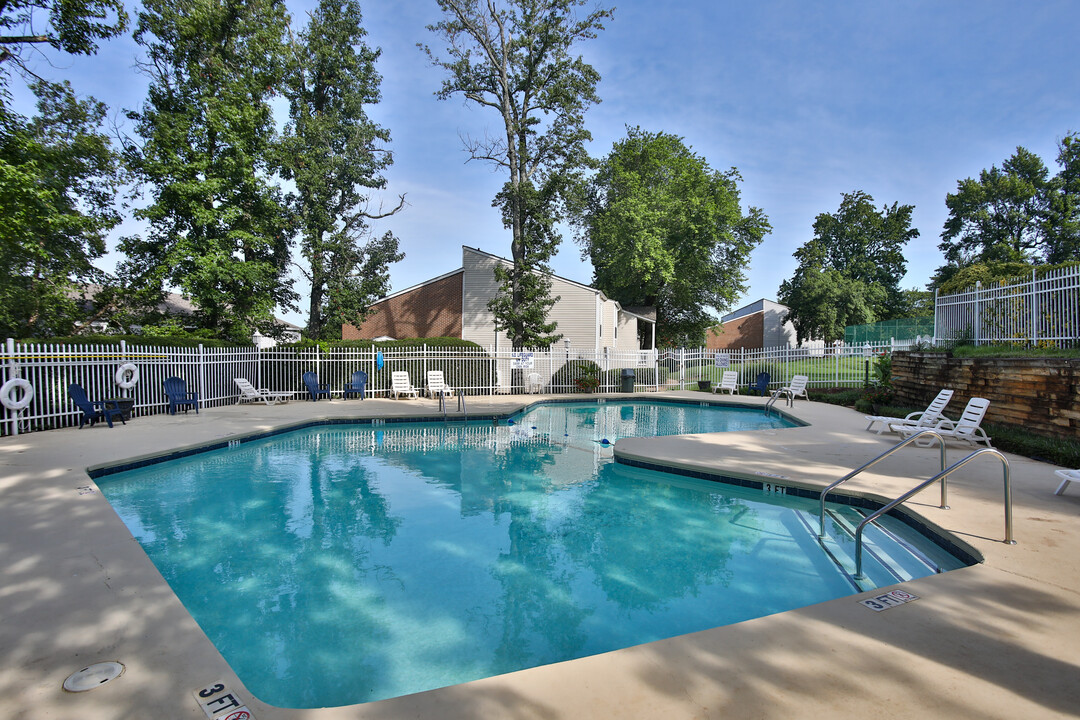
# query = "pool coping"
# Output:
<box><xmin>4</xmin><ymin>390</ymin><xmax>1080</xmax><ymax>719</ymax></box>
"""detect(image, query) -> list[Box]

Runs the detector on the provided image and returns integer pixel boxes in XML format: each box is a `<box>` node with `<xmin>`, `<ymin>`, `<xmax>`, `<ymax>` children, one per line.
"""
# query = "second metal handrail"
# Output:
<box><xmin>819</xmin><ymin>430</ymin><xmax>948</xmax><ymax>537</ymax></box>
<box><xmin>439</xmin><ymin>389</ymin><xmax>467</xmax><ymax>420</ymax></box>
<box><xmin>854</xmin><ymin>447</ymin><xmax>1014</xmax><ymax>578</ymax></box>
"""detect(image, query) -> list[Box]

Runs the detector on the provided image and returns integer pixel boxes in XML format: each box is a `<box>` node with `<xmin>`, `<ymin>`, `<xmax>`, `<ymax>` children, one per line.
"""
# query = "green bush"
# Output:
<box><xmin>554</xmin><ymin>360</ymin><xmax>602</xmax><ymax>392</ymax></box>
<box><xmin>808</xmin><ymin>388</ymin><xmax>864</xmax><ymax>407</ymax></box>
<box><xmin>19</xmin><ymin>334</ymin><xmax>240</xmax><ymax>348</ymax></box>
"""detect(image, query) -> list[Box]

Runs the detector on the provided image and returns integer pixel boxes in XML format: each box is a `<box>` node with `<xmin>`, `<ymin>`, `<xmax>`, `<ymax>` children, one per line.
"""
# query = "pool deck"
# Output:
<box><xmin>2</xmin><ymin>391</ymin><xmax>1079</xmax><ymax>719</ymax></box>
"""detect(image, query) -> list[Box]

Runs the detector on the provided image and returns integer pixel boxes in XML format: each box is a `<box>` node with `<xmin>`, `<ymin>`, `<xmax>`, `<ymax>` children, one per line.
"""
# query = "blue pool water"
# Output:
<box><xmin>96</xmin><ymin>402</ymin><xmax>966</xmax><ymax>708</ymax></box>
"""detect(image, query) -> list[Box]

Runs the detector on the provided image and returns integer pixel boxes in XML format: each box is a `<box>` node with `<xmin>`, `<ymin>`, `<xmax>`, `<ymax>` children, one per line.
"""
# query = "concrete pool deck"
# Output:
<box><xmin>2</xmin><ymin>391</ymin><xmax>1078</xmax><ymax>719</ymax></box>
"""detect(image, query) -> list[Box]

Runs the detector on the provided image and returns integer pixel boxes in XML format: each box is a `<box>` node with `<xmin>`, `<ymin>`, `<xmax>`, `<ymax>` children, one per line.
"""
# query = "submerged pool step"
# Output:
<box><xmin>792</xmin><ymin>507</ymin><xmax>940</xmax><ymax>591</ymax></box>
<box><xmin>817</xmin><ymin>507</ymin><xmax>941</xmax><ymax>582</ymax></box>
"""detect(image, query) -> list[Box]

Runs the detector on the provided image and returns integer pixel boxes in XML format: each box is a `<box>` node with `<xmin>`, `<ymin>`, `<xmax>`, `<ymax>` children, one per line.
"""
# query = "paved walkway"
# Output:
<box><xmin>1</xmin><ymin>392</ymin><xmax>1078</xmax><ymax>719</ymax></box>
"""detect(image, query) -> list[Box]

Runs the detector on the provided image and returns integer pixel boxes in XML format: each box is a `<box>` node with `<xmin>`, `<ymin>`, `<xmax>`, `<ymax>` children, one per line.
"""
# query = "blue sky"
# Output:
<box><xmin>11</xmin><ymin>0</ymin><xmax>1080</xmax><ymax>328</ymax></box>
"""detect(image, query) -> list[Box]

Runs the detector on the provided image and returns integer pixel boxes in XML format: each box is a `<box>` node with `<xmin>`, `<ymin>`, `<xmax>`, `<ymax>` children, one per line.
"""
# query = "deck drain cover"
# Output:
<box><xmin>63</xmin><ymin>661</ymin><xmax>124</xmax><ymax>692</ymax></box>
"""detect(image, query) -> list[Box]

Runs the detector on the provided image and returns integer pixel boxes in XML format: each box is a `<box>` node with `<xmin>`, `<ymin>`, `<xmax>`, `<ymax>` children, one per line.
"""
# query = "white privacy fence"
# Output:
<box><xmin>934</xmin><ymin>264</ymin><xmax>1080</xmax><ymax>347</ymax></box>
<box><xmin>2</xmin><ymin>338</ymin><xmax>908</xmax><ymax>436</ymax></box>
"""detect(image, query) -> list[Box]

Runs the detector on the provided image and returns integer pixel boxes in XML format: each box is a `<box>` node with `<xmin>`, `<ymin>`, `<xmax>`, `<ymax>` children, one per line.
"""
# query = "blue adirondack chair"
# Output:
<box><xmin>747</xmin><ymin>372</ymin><xmax>771</xmax><ymax>396</ymax></box>
<box><xmin>303</xmin><ymin>372</ymin><xmax>332</xmax><ymax>401</ymax></box>
<box><xmin>343</xmin><ymin>370</ymin><xmax>367</xmax><ymax>400</ymax></box>
<box><xmin>163</xmin><ymin>376</ymin><xmax>199</xmax><ymax>415</ymax></box>
<box><xmin>68</xmin><ymin>384</ymin><xmax>126</xmax><ymax>429</ymax></box>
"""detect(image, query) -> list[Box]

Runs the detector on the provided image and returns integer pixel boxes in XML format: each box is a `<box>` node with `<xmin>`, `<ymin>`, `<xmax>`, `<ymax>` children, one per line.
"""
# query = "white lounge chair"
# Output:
<box><xmin>896</xmin><ymin>397</ymin><xmax>993</xmax><ymax>447</ymax></box>
<box><xmin>526</xmin><ymin>372</ymin><xmax>543</xmax><ymax>394</ymax></box>
<box><xmin>234</xmin><ymin>378</ymin><xmax>292</xmax><ymax>406</ymax></box>
<box><xmin>771</xmin><ymin>375</ymin><xmax>809</xmax><ymax>406</ymax></box>
<box><xmin>715</xmin><ymin>371</ymin><xmax>738</xmax><ymax>395</ymax></box>
<box><xmin>865</xmin><ymin>389</ymin><xmax>953</xmax><ymax>435</ymax></box>
<box><xmin>494</xmin><ymin>368</ymin><xmax>512</xmax><ymax>394</ymax></box>
<box><xmin>390</xmin><ymin>371</ymin><xmax>419</xmax><ymax>400</ymax></box>
<box><xmin>1054</xmin><ymin>469</ymin><xmax>1078</xmax><ymax>496</ymax></box>
<box><xmin>426</xmin><ymin>370</ymin><xmax>455</xmax><ymax>398</ymax></box>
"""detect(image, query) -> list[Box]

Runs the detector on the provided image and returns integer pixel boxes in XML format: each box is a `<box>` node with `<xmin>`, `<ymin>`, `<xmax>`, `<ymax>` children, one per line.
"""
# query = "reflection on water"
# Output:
<box><xmin>97</xmin><ymin>412</ymin><xmax>866</xmax><ymax>709</ymax></box>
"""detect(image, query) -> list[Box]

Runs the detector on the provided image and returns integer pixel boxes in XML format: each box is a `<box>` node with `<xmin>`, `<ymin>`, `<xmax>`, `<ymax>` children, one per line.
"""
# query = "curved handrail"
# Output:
<box><xmin>819</xmin><ymin>430</ymin><xmax>948</xmax><ymax>537</ymax></box>
<box><xmin>854</xmin><ymin>447</ymin><xmax>1014</xmax><ymax>578</ymax></box>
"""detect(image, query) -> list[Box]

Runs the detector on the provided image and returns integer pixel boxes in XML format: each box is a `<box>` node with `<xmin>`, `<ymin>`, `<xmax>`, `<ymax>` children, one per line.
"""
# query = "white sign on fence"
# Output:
<box><xmin>511</xmin><ymin>352</ymin><xmax>535</xmax><ymax>370</ymax></box>
<box><xmin>714</xmin><ymin>353</ymin><xmax>730</xmax><ymax>368</ymax></box>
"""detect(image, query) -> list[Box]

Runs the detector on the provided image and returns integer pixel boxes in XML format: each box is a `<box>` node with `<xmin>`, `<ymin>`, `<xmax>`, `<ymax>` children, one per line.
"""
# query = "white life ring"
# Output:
<box><xmin>0</xmin><ymin>378</ymin><xmax>33</xmax><ymax>411</ymax></box>
<box><xmin>115</xmin><ymin>363</ymin><xmax>140</xmax><ymax>389</ymax></box>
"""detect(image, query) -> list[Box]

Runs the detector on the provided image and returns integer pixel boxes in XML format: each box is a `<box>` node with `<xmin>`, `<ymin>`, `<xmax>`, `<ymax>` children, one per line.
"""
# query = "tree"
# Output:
<box><xmin>120</xmin><ymin>0</ymin><xmax>295</xmax><ymax>343</ymax></box>
<box><xmin>939</xmin><ymin>147</ymin><xmax>1051</xmax><ymax>267</ymax></box>
<box><xmin>779</xmin><ymin>191</ymin><xmax>917</xmax><ymax>345</ymax></box>
<box><xmin>779</xmin><ymin>268</ymin><xmax>884</xmax><ymax>345</ymax></box>
<box><xmin>423</xmin><ymin>0</ymin><xmax>612</xmax><ymax>348</ymax></box>
<box><xmin>1044</xmin><ymin>133</ymin><xmax>1080</xmax><ymax>264</ymax></box>
<box><xmin>279</xmin><ymin>0</ymin><xmax>404</xmax><ymax>340</ymax></box>
<box><xmin>0</xmin><ymin>0</ymin><xmax>127</xmax><ymax>91</ymax></box>
<box><xmin>0</xmin><ymin>80</ymin><xmax>122</xmax><ymax>338</ymax></box>
<box><xmin>576</xmin><ymin>128</ymin><xmax>769</xmax><ymax>346</ymax></box>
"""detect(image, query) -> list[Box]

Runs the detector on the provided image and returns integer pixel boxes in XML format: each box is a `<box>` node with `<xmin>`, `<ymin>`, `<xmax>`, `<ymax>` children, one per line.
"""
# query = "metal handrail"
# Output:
<box><xmin>854</xmin><ymin>447</ymin><xmax>1014</xmax><ymax>578</ymax></box>
<box><xmin>819</xmin><ymin>430</ymin><xmax>948</xmax><ymax>537</ymax></box>
<box><xmin>439</xmin><ymin>389</ymin><xmax>467</xmax><ymax>419</ymax></box>
<box><xmin>764</xmin><ymin>390</ymin><xmax>781</xmax><ymax>416</ymax></box>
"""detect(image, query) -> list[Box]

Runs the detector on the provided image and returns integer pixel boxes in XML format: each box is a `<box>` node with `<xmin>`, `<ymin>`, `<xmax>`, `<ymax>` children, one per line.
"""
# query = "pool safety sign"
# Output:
<box><xmin>713</xmin><ymin>353</ymin><xmax>730</xmax><ymax>367</ymax></box>
<box><xmin>860</xmin><ymin>589</ymin><xmax>919</xmax><ymax>612</ymax></box>
<box><xmin>195</xmin><ymin>681</ymin><xmax>255</xmax><ymax>720</ymax></box>
<box><xmin>511</xmin><ymin>352</ymin><xmax>535</xmax><ymax>369</ymax></box>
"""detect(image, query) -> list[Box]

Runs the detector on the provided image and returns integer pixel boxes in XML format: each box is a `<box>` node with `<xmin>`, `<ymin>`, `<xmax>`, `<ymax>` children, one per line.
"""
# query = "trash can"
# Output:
<box><xmin>620</xmin><ymin>368</ymin><xmax>635</xmax><ymax>393</ymax></box>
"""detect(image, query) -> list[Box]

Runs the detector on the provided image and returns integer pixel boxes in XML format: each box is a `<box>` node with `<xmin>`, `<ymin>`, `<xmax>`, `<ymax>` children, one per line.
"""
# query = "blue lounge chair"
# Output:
<box><xmin>163</xmin><ymin>376</ymin><xmax>199</xmax><ymax>415</ymax></box>
<box><xmin>68</xmin><ymin>383</ymin><xmax>126</xmax><ymax>429</ymax></box>
<box><xmin>303</xmin><ymin>372</ymin><xmax>332</xmax><ymax>401</ymax></box>
<box><xmin>343</xmin><ymin>370</ymin><xmax>367</xmax><ymax>400</ymax></box>
<box><xmin>747</xmin><ymin>372</ymin><xmax>770</xmax><ymax>396</ymax></box>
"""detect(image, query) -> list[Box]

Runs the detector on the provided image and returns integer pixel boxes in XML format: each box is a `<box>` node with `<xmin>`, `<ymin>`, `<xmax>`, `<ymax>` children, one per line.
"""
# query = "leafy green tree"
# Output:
<box><xmin>1044</xmin><ymin>133</ymin><xmax>1080</xmax><ymax>264</ymax></box>
<box><xmin>778</xmin><ymin>191</ymin><xmax>916</xmax><ymax>345</ymax></box>
<box><xmin>423</xmin><ymin>0</ymin><xmax>612</xmax><ymax>348</ymax></box>
<box><xmin>279</xmin><ymin>0</ymin><xmax>404</xmax><ymax>340</ymax></box>
<box><xmin>0</xmin><ymin>0</ymin><xmax>128</xmax><ymax>91</ymax></box>
<box><xmin>939</xmin><ymin>146</ymin><xmax>1051</xmax><ymax>267</ymax></box>
<box><xmin>577</xmin><ymin>128</ymin><xmax>769</xmax><ymax>346</ymax></box>
<box><xmin>779</xmin><ymin>267</ymin><xmax>884</xmax><ymax>345</ymax></box>
<box><xmin>0</xmin><ymin>80</ymin><xmax>122</xmax><ymax>337</ymax></box>
<box><xmin>120</xmin><ymin>0</ymin><xmax>295</xmax><ymax>343</ymax></box>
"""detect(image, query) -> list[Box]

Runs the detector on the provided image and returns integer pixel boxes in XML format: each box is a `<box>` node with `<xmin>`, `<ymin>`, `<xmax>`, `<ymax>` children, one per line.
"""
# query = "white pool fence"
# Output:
<box><xmin>1</xmin><ymin>338</ymin><xmax>922</xmax><ymax>436</ymax></box>
<box><xmin>934</xmin><ymin>264</ymin><xmax>1080</xmax><ymax>347</ymax></box>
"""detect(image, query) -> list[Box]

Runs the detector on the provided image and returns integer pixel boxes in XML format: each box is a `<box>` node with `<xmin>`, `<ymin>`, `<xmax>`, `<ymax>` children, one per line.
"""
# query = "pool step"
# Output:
<box><xmin>795</xmin><ymin>507</ymin><xmax>941</xmax><ymax>591</ymax></box>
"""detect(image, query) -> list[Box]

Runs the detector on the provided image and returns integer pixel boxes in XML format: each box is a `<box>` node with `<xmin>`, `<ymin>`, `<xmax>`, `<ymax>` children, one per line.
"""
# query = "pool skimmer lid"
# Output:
<box><xmin>63</xmin><ymin>661</ymin><xmax>124</xmax><ymax>692</ymax></box>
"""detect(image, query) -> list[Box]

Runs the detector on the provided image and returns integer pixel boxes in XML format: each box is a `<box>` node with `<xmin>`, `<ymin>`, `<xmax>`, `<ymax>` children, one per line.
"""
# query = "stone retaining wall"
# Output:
<box><xmin>892</xmin><ymin>352</ymin><xmax>1080</xmax><ymax>439</ymax></box>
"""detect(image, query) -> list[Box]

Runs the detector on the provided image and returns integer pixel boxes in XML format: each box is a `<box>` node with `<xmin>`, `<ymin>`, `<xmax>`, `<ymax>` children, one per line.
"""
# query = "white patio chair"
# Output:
<box><xmin>526</xmin><ymin>372</ymin><xmax>543</xmax><ymax>394</ymax></box>
<box><xmin>234</xmin><ymin>378</ymin><xmax>292</xmax><ymax>406</ymax></box>
<box><xmin>715</xmin><ymin>371</ymin><xmax>738</xmax><ymax>395</ymax></box>
<box><xmin>866</xmin><ymin>389</ymin><xmax>953</xmax><ymax>435</ymax></box>
<box><xmin>426</xmin><ymin>370</ymin><xmax>455</xmax><ymax>398</ymax></box>
<box><xmin>390</xmin><ymin>371</ymin><xmax>419</xmax><ymax>400</ymax></box>
<box><xmin>1054</xmin><ymin>469</ymin><xmax>1078</xmax><ymax>496</ymax></box>
<box><xmin>771</xmin><ymin>375</ymin><xmax>809</xmax><ymax>406</ymax></box>
<box><xmin>896</xmin><ymin>397</ymin><xmax>993</xmax><ymax>448</ymax></box>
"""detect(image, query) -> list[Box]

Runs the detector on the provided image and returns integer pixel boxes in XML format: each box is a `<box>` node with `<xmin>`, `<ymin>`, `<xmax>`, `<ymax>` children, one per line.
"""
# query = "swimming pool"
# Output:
<box><xmin>95</xmin><ymin>401</ymin><xmax>968</xmax><ymax>708</ymax></box>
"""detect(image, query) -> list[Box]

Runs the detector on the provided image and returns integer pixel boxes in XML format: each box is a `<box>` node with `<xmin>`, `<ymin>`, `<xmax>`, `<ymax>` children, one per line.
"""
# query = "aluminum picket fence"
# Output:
<box><xmin>2</xmin><ymin>339</ymin><xmax>907</xmax><ymax>436</ymax></box>
<box><xmin>934</xmin><ymin>265</ymin><xmax>1080</xmax><ymax>347</ymax></box>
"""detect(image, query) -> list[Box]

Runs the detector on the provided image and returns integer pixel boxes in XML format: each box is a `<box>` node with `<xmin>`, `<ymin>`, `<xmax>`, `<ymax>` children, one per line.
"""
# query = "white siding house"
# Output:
<box><xmin>348</xmin><ymin>246</ymin><xmax>655</xmax><ymax>352</ymax></box>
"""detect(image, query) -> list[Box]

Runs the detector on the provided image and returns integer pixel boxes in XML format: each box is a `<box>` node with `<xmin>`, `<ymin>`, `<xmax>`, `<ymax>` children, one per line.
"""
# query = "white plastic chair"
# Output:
<box><xmin>1054</xmin><ymin>469</ymin><xmax>1078</xmax><ymax>496</ymax></box>
<box><xmin>234</xmin><ymin>378</ymin><xmax>292</xmax><ymax>406</ymax></box>
<box><xmin>390</xmin><ymin>371</ymin><xmax>419</xmax><ymax>400</ymax></box>
<box><xmin>772</xmin><ymin>375</ymin><xmax>809</xmax><ymax>406</ymax></box>
<box><xmin>526</xmin><ymin>372</ymin><xmax>543</xmax><ymax>394</ymax></box>
<box><xmin>866</xmin><ymin>389</ymin><xmax>953</xmax><ymax>435</ymax></box>
<box><xmin>898</xmin><ymin>397</ymin><xmax>993</xmax><ymax>448</ymax></box>
<box><xmin>715</xmin><ymin>371</ymin><xmax>738</xmax><ymax>395</ymax></box>
<box><xmin>426</xmin><ymin>370</ymin><xmax>454</xmax><ymax>398</ymax></box>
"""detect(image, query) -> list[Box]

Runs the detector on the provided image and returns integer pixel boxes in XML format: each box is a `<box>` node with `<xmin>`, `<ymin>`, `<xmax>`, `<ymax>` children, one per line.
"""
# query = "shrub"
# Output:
<box><xmin>553</xmin><ymin>360</ymin><xmax>601</xmax><ymax>392</ymax></box>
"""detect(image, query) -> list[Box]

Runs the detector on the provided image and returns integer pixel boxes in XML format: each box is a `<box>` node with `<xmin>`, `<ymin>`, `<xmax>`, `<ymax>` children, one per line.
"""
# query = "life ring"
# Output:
<box><xmin>115</xmin><ymin>363</ymin><xmax>140</xmax><ymax>389</ymax></box>
<box><xmin>0</xmin><ymin>378</ymin><xmax>33</xmax><ymax>411</ymax></box>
